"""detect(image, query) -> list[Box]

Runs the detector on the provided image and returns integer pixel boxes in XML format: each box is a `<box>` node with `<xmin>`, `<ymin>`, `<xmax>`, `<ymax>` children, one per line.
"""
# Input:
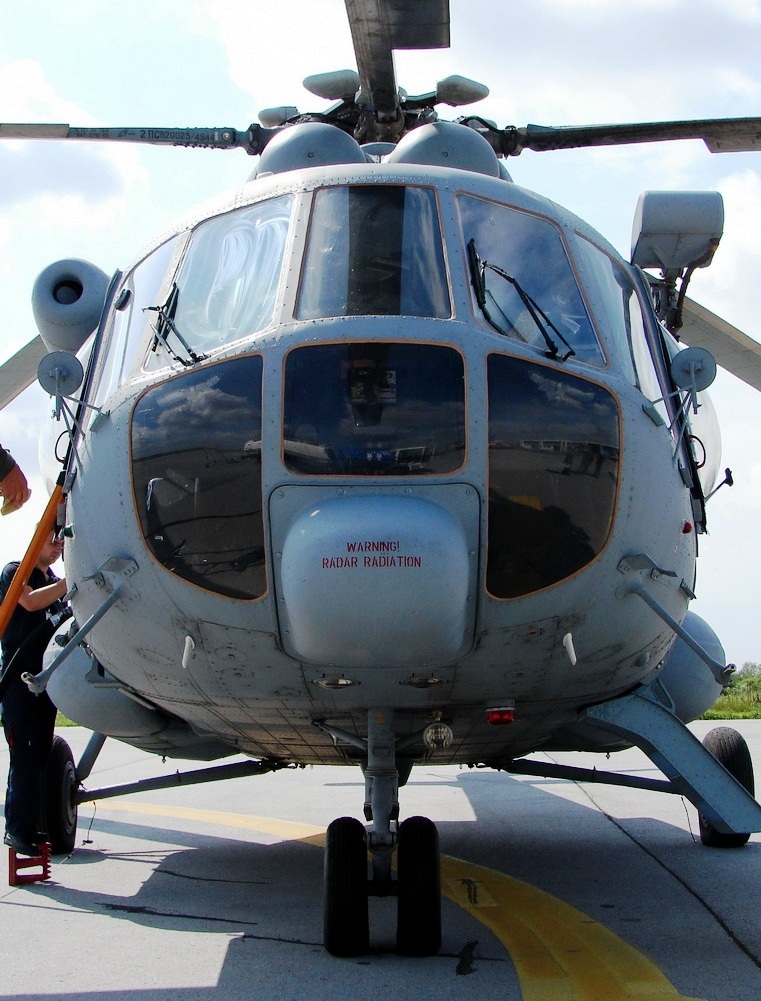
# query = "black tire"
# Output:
<box><xmin>699</xmin><ymin>727</ymin><xmax>754</xmax><ymax>848</ymax></box>
<box><xmin>41</xmin><ymin>735</ymin><xmax>78</xmax><ymax>854</ymax></box>
<box><xmin>324</xmin><ymin>817</ymin><xmax>369</xmax><ymax>956</ymax></box>
<box><xmin>396</xmin><ymin>815</ymin><xmax>441</xmax><ymax>956</ymax></box>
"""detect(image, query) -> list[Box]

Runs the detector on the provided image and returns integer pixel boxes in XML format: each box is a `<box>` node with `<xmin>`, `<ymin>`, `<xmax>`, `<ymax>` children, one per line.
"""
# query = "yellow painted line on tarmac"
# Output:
<box><xmin>104</xmin><ymin>800</ymin><xmax>326</xmax><ymax>845</ymax></box>
<box><xmin>440</xmin><ymin>854</ymin><xmax>703</xmax><ymax>1001</ymax></box>
<box><xmin>102</xmin><ymin>802</ymin><xmax>704</xmax><ymax>1001</ymax></box>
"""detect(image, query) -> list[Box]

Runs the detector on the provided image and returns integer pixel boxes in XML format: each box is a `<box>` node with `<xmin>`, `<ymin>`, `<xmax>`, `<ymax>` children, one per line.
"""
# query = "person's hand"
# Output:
<box><xmin>0</xmin><ymin>465</ymin><xmax>32</xmax><ymax>514</ymax></box>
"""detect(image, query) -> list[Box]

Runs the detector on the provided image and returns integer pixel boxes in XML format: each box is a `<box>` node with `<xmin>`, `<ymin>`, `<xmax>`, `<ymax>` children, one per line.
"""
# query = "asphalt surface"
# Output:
<box><xmin>1</xmin><ymin>721</ymin><xmax>760</xmax><ymax>1000</ymax></box>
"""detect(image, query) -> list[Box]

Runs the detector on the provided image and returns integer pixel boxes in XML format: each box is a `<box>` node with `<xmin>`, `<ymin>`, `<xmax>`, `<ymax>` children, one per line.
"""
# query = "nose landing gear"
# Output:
<box><xmin>321</xmin><ymin>709</ymin><xmax>442</xmax><ymax>957</ymax></box>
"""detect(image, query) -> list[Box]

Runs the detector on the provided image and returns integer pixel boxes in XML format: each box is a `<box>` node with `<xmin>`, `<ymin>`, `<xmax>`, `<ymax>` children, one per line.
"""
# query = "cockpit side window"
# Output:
<box><xmin>458</xmin><ymin>195</ymin><xmax>603</xmax><ymax>366</ymax></box>
<box><xmin>92</xmin><ymin>236</ymin><xmax>182</xmax><ymax>408</ymax></box>
<box><xmin>297</xmin><ymin>185</ymin><xmax>450</xmax><ymax>319</ymax></box>
<box><xmin>574</xmin><ymin>238</ymin><xmax>668</xmax><ymax>421</ymax></box>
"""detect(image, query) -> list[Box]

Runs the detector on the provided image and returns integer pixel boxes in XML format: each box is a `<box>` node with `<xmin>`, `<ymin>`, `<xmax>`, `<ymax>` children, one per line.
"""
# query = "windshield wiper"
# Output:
<box><xmin>144</xmin><ymin>283</ymin><xmax>207</xmax><ymax>367</ymax></box>
<box><xmin>467</xmin><ymin>239</ymin><xmax>575</xmax><ymax>362</ymax></box>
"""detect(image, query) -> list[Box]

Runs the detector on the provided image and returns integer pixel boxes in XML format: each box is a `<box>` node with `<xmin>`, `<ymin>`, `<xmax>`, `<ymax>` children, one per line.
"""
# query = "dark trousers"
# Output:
<box><xmin>2</xmin><ymin>681</ymin><xmax>56</xmax><ymax>840</ymax></box>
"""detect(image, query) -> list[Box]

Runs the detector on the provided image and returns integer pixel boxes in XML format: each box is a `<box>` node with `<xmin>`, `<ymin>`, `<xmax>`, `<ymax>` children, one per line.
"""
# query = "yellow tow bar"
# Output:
<box><xmin>0</xmin><ymin>476</ymin><xmax>64</xmax><ymax>638</ymax></box>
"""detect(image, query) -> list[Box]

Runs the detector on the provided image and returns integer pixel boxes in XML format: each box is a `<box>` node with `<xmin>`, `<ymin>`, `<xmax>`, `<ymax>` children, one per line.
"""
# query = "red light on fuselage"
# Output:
<box><xmin>486</xmin><ymin>707</ymin><xmax>515</xmax><ymax>725</ymax></box>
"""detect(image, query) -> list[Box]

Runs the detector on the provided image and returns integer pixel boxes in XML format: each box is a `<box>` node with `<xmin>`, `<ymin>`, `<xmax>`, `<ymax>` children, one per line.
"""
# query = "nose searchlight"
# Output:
<box><xmin>423</xmin><ymin>721</ymin><xmax>454</xmax><ymax>750</ymax></box>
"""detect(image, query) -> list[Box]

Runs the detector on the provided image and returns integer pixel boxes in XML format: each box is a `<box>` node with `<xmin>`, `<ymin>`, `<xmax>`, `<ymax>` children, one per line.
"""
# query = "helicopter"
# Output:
<box><xmin>1</xmin><ymin>0</ymin><xmax>761</xmax><ymax>959</ymax></box>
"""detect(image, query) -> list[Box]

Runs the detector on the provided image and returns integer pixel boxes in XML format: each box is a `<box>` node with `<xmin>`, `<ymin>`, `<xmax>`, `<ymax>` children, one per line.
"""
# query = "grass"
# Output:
<box><xmin>702</xmin><ymin>666</ymin><xmax>761</xmax><ymax>720</ymax></box>
<box><xmin>702</xmin><ymin>696</ymin><xmax>761</xmax><ymax>720</ymax></box>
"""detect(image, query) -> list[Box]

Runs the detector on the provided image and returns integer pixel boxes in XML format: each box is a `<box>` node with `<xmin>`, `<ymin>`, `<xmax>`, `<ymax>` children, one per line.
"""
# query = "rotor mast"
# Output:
<box><xmin>345</xmin><ymin>0</ymin><xmax>449</xmax><ymax>134</ymax></box>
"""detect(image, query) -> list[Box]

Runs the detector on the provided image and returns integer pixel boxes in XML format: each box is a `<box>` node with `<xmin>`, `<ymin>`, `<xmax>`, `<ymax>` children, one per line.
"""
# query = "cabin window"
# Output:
<box><xmin>458</xmin><ymin>195</ymin><xmax>603</xmax><ymax>366</ymax></box>
<box><xmin>146</xmin><ymin>195</ymin><xmax>292</xmax><ymax>369</ymax></box>
<box><xmin>283</xmin><ymin>342</ymin><xmax>465</xmax><ymax>475</ymax></box>
<box><xmin>487</xmin><ymin>354</ymin><xmax>619</xmax><ymax>599</ymax></box>
<box><xmin>297</xmin><ymin>185</ymin><xmax>450</xmax><ymax>319</ymax></box>
<box><xmin>131</xmin><ymin>356</ymin><xmax>265</xmax><ymax>600</ymax></box>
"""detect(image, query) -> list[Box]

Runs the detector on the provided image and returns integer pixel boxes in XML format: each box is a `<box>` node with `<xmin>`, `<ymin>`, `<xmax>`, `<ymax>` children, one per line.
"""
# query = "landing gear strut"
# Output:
<box><xmin>322</xmin><ymin>708</ymin><xmax>442</xmax><ymax>957</ymax></box>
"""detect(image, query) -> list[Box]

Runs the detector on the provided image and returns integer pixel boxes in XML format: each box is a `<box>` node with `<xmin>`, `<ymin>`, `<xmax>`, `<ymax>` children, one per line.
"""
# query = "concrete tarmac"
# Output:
<box><xmin>1</xmin><ymin>721</ymin><xmax>760</xmax><ymax>1000</ymax></box>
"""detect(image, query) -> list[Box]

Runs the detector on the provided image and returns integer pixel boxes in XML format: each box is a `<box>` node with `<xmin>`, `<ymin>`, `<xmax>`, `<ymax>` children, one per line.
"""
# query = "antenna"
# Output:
<box><xmin>37</xmin><ymin>351</ymin><xmax>106</xmax><ymax>449</ymax></box>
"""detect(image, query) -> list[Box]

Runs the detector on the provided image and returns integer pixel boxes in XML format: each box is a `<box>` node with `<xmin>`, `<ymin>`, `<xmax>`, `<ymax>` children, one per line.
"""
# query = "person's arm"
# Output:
<box><xmin>17</xmin><ymin>578</ymin><xmax>67</xmax><ymax>612</ymax></box>
<box><xmin>0</xmin><ymin>447</ymin><xmax>31</xmax><ymax>511</ymax></box>
<box><xmin>0</xmin><ymin>445</ymin><xmax>15</xmax><ymax>480</ymax></box>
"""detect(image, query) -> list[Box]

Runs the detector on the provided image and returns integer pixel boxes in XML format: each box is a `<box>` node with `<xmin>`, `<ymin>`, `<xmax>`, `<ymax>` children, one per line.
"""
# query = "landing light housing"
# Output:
<box><xmin>401</xmin><ymin>674</ymin><xmax>443</xmax><ymax>689</ymax></box>
<box><xmin>314</xmin><ymin>675</ymin><xmax>360</xmax><ymax>691</ymax></box>
<box><xmin>423</xmin><ymin>722</ymin><xmax>454</xmax><ymax>750</ymax></box>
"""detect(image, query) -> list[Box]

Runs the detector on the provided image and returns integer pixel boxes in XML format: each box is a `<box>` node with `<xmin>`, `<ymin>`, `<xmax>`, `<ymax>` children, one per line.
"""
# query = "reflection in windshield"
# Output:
<box><xmin>297</xmin><ymin>185</ymin><xmax>450</xmax><ymax>319</ymax></box>
<box><xmin>148</xmin><ymin>196</ymin><xmax>292</xmax><ymax>369</ymax></box>
<box><xmin>458</xmin><ymin>195</ymin><xmax>602</xmax><ymax>365</ymax></box>
<box><xmin>487</xmin><ymin>354</ymin><xmax>619</xmax><ymax>598</ymax></box>
<box><xmin>131</xmin><ymin>356</ymin><xmax>265</xmax><ymax>599</ymax></box>
<box><xmin>283</xmin><ymin>342</ymin><xmax>465</xmax><ymax>475</ymax></box>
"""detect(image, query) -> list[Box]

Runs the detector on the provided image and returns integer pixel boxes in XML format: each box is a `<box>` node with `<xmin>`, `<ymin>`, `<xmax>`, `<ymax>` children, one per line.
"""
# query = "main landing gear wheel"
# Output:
<box><xmin>396</xmin><ymin>815</ymin><xmax>442</xmax><ymax>956</ymax></box>
<box><xmin>42</xmin><ymin>735</ymin><xmax>78</xmax><ymax>854</ymax></box>
<box><xmin>699</xmin><ymin>726</ymin><xmax>754</xmax><ymax>848</ymax></box>
<box><xmin>323</xmin><ymin>816</ymin><xmax>370</xmax><ymax>956</ymax></box>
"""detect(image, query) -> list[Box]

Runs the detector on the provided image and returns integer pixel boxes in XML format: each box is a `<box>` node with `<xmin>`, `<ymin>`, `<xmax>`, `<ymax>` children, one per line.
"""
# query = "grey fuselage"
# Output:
<box><xmin>50</xmin><ymin>145</ymin><xmax>714</xmax><ymax>768</ymax></box>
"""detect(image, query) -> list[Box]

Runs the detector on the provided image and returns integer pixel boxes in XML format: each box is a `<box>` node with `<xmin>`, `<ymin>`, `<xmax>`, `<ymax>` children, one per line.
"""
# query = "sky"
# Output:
<box><xmin>0</xmin><ymin>0</ymin><xmax>760</xmax><ymax>666</ymax></box>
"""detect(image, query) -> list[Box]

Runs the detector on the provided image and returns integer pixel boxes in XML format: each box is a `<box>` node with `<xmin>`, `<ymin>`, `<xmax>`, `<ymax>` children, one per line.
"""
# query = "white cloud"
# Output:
<box><xmin>0</xmin><ymin>144</ymin><xmax>126</xmax><ymax>209</ymax></box>
<box><xmin>0</xmin><ymin>58</ymin><xmax>147</xmax><ymax>203</ymax></box>
<box><xmin>693</xmin><ymin>170</ymin><xmax>761</xmax><ymax>334</ymax></box>
<box><xmin>712</xmin><ymin>67</ymin><xmax>761</xmax><ymax>100</ymax></box>
<box><xmin>709</xmin><ymin>0</ymin><xmax>761</xmax><ymax>20</ymax></box>
<box><xmin>0</xmin><ymin>58</ymin><xmax>75</xmax><ymax>120</ymax></box>
<box><xmin>191</xmin><ymin>0</ymin><xmax>354</xmax><ymax>112</ymax></box>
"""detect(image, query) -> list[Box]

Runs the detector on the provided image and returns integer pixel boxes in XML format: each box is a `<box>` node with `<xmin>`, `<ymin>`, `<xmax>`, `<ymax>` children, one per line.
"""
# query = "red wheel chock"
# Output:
<box><xmin>8</xmin><ymin>842</ymin><xmax>51</xmax><ymax>885</ymax></box>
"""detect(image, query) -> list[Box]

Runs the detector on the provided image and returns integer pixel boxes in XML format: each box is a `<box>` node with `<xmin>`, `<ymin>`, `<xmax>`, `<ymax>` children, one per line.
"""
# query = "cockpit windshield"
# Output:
<box><xmin>297</xmin><ymin>185</ymin><xmax>450</xmax><ymax>319</ymax></box>
<box><xmin>146</xmin><ymin>195</ymin><xmax>292</xmax><ymax>369</ymax></box>
<box><xmin>458</xmin><ymin>195</ymin><xmax>604</xmax><ymax>366</ymax></box>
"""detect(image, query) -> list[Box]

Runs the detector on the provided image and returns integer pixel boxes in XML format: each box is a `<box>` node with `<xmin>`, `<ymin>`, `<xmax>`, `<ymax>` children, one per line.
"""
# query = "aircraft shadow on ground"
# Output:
<box><xmin>2</xmin><ymin>765</ymin><xmax>758</xmax><ymax>1000</ymax></box>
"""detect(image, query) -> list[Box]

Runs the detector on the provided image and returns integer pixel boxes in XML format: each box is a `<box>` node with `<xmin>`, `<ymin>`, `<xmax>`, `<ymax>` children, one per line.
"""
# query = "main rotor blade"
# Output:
<box><xmin>344</xmin><ymin>0</ymin><xmax>450</xmax><ymax>121</ymax></box>
<box><xmin>0</xmin><ymin>123</ymin><xmax>276</xmax><ymax>155</ymax></box>
<box><xmin>681</xmin><ymin>298</ymin><xmax>761</xmax><ymax>393</ymax></box>
<box><xmin>498</xmin><ymin>117</ymin><xmax>761</xmax><ymax>156</ymax></box>
<box><xmin>0</xmin><ymin>336</ymin><xmax>47</xmax><ymax>411</ymax></box>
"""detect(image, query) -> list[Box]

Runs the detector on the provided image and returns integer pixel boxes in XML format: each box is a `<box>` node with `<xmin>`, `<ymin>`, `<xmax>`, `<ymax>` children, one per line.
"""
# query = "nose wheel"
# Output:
<box><xmin>396</xmin><ymin>815</ymin><xmax>442</xmax><ymax>956</ymax></box>
<box><xmin>324</xmin><ymin>817</ymin><xmax>370</xmax><ymax>956</ymax></box>
<box><xmin>323</xmin><ymin>813</ymin><xmax>442</xmax><ymax>957</ymax></box>
<box><xmin>322</xmin><ymin>709</ymin><xmax>441</xmax><ymax>957</ymax></box>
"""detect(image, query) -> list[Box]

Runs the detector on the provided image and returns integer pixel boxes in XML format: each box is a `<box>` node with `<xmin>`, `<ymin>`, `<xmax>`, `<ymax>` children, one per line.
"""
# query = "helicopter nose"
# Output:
<box><xmin>271</xmin><ymin>489</ymin><xmax>478</xmax><ymax>669</ymax></box>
